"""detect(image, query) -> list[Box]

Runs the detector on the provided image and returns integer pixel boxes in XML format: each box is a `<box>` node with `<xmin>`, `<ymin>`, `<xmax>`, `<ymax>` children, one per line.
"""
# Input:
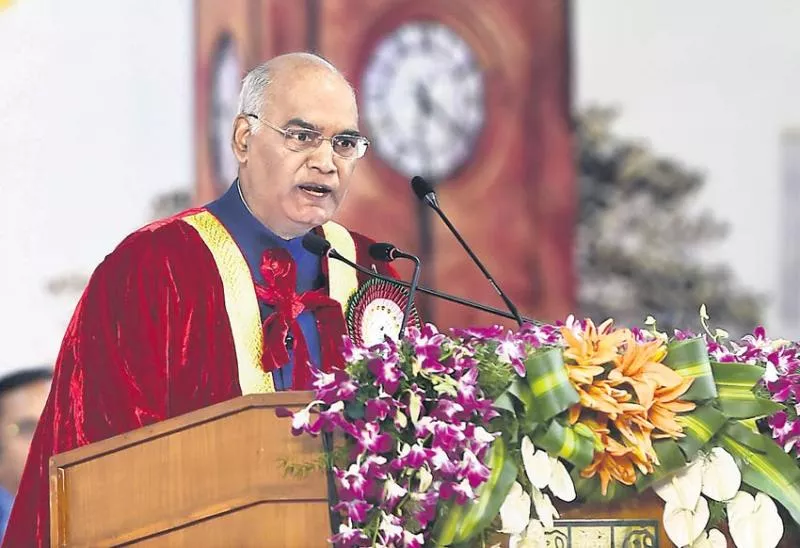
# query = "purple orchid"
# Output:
<box><xmin>460</xmin><ymin>448</ymin><xmax>491</xmax><ymax>488</ymax></box>
<box><xmin>360</xmin><ymin>454</ymin><xmax>389</xmax><ymax>481</ymax></box>
<box><xmin>430</xmin><ymin>420</ymin><xmax>467</xmax><ymax>453</ymax></box>
<box><xmin>378</xmin><ymin>513</ymin><xmax>404</xmax><ymax>545</ymax></box>
<box><xmin>329</xmin><ymin>523</ymin><xmax>369</xmax><ymax>547</ymax></box>
<box><xmin>365</xmin><ymin>394</ymin><xmax>395</xmax><ymax>422</ymax></box>
<box><xmin>410</xmin><ymin>489</ymin><xmax>439</xmax><ymax>529</ymax></box>
<box><xmin>368</xmin><ymin>356</ymin><xmax>404</xmax><ymax>395</ymax></box>
<box><xmin>335</xmin><ymin>463</ymin><xmax>370</xmax><ymax>500</ymax></box>
<box><xmin>429</xmin><ymin>446</ymin><xmax>459</xmax><ymax>478</ymax></box>
<box><xmin>495</xmin><ymin>330</ymin><xmax>527</xmax><ymax>377</ymax></box>
<box><xmin>353</xmin><ymin>420</ymin><xmax>393</xmax><ymax>454</ymax></box>
<box><xmin>402</xmin><ymin>530</ymin><xmax>425</xmax><ymax>548</ymax></box>
<box><xmin>382</xmin><ymin>475</ymin><xmax>408</xmax><ymax>511</ymax></box>
<box><xmin>454</xmin><ymin>366</ymin><xmax>480</xmax><ymax>413</ymax></box>
<box><xmin>274</xmin><ymin>400</ymin><xmax>322</xmax><ymax>436</ymax></box>
<box><xmin>440</xmin><ymin>478</ymin><xmax>476</xmax><ymax>505</ymax></box>
<box><xmin>430</xmin><ymin>399</ymin><xmax>466</xmax><ymax>422</ymax></box>
<box><xmin>333</xmin><ymin>499</ymin><xmax>373</xmax><ymax>522</ymax></box>
<box><xmin>768</xmin><ymin>410</ymin><xmax>800</xmax><ymax>453</ymax></box>
<box><xmin>519</xmin><ymin>322</ymin><xmax>562</xmax><ymax>347</ymax></box>
<box><xmin>450</xmin><ymin>324</ymin><xmax>505</xmax><ymax>342</ymax></box>
<box><xmin>391</xmin><ymin>443</ymin><xmax>432</xmax><ymax>471</ymax></box>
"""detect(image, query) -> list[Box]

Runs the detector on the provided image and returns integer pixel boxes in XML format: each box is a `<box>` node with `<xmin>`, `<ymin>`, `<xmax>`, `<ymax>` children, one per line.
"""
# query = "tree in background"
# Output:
<box><xmin>576</xmin><ymin>106</ymin><xmax>762</xmax><ymax>336</ymax></box>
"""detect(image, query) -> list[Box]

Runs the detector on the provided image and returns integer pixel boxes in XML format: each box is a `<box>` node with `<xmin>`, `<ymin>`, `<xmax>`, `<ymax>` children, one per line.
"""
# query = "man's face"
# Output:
<box><xmin>236</xmin><ymin>65</ymin><xmax>362</xmax><ymax>238</ymax></box>
<box><xmin>0</xmin><ymin>380</ymin><xmax>49</xmax><ymax>494</ymax></box>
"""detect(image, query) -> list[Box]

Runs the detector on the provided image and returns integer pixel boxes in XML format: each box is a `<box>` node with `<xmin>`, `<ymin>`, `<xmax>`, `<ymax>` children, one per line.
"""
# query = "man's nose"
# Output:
<box><xmin>307</xmin><ymin>139</ymin><xmax>337</xmax><ymax>174</ymax></box>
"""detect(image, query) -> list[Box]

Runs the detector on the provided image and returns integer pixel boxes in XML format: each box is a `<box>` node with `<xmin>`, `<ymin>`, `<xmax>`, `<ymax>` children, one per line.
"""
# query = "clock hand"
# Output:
<box><xmin>415</xmin><ymin>81</ymin><xmax>471</xmax><ymax>138</ymax></box>
<box><xmin>429</xmin><ymin>96</ymin><xmax>471</xmax><ymax>139</ymax></box>
<box><xmin>415</xmin><ymin>82</ymin><xmax>433</xmax><ymax>116</ymax></box>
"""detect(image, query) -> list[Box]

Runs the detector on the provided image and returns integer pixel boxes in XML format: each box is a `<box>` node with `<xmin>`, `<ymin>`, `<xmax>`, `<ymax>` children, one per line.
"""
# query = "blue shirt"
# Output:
<box><xmin>206</xmin><ymin>181</ymin><xmax>323</xmax><ymax>390</ymax></box>
<box><xmin>0</xmin><ymin>485</ymin><xmax>13</xmax><ymax>541</ymax></box>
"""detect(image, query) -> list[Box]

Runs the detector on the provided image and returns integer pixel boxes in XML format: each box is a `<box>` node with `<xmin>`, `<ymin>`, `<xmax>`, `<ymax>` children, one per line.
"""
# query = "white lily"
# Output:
<box><xmin>531</xmin><ymin>487</ymin><xmax>559</xmax><ymax>529</ymax></box>
<box><xmin>690</xmin><ymin>529</ymin><xmax>726</xmax><ymax>548</ymax></box>
<box><xmin>699</xmin><ymin>447</ymin><xmax>741</xmax><ymax>502</ymax></box>
<box><xmin>499</xmin><ymin>482</ymin><xmax>531</xmax><ymax>536</ymax></box>
<box><xmin>653</xmin><ymin>458</ymin><xmax>703</xmax><ymax>510</ymax></box>
<box><xmin>509</xmin><ymin>519</ymin><xmax>546</xmax><ymax>548</ymax></box>
<box><xmin>654</xmin><ymin>447</ymin><xmax>741</xmax><ymax>546</ymax></box>
<box><xmin>520</xmin><ymin>436</ymin><xmax>576</xmax><ymax>502</ymax></box>
<box><xmin>727</xmin><ymin>491</ymin><xmax>783</xmax><ymax>548</ymax></box>
<box><xmin>663</xmin><ymin>495</ymin><xmax>710</xmax><ymax>548</ymax></box>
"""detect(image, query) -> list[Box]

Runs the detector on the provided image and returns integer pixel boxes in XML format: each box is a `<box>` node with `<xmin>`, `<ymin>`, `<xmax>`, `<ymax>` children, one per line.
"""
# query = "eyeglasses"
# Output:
<box><xmin>244</xmin><ymin>114</ymin><xmax>370</xmax><ymax>159</ymax></box>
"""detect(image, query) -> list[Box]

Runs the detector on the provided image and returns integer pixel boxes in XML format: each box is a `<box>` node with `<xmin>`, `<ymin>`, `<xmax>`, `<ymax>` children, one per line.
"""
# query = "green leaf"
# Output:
<box><xmin>711</xmin><ymin>361</ymin><xmax>764</xmax><ymax>388</ymax></box>
<box><xmin>721</xmin><ymin>428</ymin><xmax>800</xmax><ymax>526</ymax></box>
<box><xmin>664</xmin><ymin>338</ymin><xmax>717</xmax><ymax>401</ymax></box>
<box><xmin>722</xmin><ymin>421</ymin><xmax>769</xmax><ymax>454</ymax></box>
<box><xmin>522</xmin><ymin>348</ymin><xmax>580</xmax><ymax>423</ymax></box>
<box><xmin>492</xmin><ymin>392</ymin><xmax>517</xmax><ymax>415</ymax></box>
<box><xmin>675</xmin><ymin>404</ymin><xmax>728</xmax><ymax>459</ymax></box>
<box><xmin>433</xmin><ymin>437</ymin><xmax>517</xmax><ymax>545</ymax></box>
<box><xmin>532</xmin><ymin>420</ymin><xmax>595</xmax><ymax>470</ymax></box>
<box><xmin>636</xmin><ymin>439</ymin><xmax>686</xmax><ymax>492</ymax></box>
<box><xmin>711</xmin><ymin>361</ymin><xmax>781</xmax><ymax>419</ymax></box>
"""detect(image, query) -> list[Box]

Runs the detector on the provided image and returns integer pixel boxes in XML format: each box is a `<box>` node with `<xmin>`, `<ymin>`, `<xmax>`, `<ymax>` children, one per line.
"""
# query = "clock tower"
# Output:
<box><xmin>194</xmin><ymin>0</ymin><xmax>574</xmax><ymax>328</ymax></box>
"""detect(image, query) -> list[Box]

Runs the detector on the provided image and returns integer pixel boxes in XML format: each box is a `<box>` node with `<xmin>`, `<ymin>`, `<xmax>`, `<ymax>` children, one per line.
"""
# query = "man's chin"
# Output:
<box><xmin>294</xmin><ymin>206</ymin><xmax>335</xmax><ymax>229</ymax></box>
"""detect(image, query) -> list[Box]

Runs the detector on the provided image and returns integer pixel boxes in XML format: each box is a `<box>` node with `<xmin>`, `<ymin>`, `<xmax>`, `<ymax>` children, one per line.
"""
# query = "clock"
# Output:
<box><xmin>209</xmin><ymin>33</ymin><xmax>242</xmax><ymax>191</ymax></box>
<box><xmin>360</xmin><ymin>21</ymin><xmax>486</xmax><ymax>181</ymax></box>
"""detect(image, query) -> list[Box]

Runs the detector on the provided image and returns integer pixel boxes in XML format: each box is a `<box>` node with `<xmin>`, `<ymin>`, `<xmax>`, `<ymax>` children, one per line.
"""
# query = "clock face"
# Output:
<box><xmin>361</xmin><ymin>21</ymin><xmax>486</xmax><ymax>181</ymax></box>
<box><xmin>209</xmin><ymin>33</ymin><xmax>241</xmax><ymax>190</ymax></box>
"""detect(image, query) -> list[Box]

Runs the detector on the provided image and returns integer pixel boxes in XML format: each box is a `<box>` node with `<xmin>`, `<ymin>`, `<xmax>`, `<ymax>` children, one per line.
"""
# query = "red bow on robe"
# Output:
<box><xmin>255</xmin><ymin>248</ymin><xmax>347</xmax><ymax>390</ymax></box>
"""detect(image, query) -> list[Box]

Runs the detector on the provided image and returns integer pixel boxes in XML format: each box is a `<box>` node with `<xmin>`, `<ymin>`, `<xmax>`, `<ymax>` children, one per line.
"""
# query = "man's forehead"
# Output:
<box><xmin>266</xmin><ymin>68</ymin><xmax>358</xmax><ymax>130</ymax></box>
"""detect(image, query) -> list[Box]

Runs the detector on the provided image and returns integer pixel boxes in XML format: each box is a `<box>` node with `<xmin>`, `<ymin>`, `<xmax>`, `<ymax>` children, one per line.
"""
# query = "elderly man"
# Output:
<box><xmin>4</xmin><ymin>52</ymin><xmax>397</xmax><ymax>546</ymax></box>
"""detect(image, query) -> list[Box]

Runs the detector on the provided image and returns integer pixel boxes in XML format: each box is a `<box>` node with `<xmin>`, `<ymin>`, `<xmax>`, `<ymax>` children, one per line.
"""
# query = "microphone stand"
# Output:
<box><xmin>401</xmin><ymin>254</ymin><xmax>422</xmax><ymax>339</ymax></box>
<box><xmin>327</xmin><ymin>249</ymin><xmax>539</xmax><ymax>326</ymax></box>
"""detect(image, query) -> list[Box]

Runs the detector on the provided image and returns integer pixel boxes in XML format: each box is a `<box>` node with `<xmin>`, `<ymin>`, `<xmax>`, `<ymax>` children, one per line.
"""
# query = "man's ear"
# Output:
<box><xmin>232</xmin><ymin>116</ymin><xmax>251</xmax><ymax>162</ymax></box>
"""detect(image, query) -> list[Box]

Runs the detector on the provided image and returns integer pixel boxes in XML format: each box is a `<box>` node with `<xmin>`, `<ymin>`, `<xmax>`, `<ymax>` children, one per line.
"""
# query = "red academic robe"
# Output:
<box><xmin>3</xmin><ymin>209</ymin><xmax>396</xmax><ymax>546</ymax></box>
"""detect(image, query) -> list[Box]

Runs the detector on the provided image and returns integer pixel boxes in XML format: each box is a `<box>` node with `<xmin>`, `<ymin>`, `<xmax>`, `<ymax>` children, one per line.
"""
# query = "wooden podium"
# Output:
<box><xmin>49</xmin><ymin>392</ymin><xmax>332</xmax><ymax>547</ymax></box>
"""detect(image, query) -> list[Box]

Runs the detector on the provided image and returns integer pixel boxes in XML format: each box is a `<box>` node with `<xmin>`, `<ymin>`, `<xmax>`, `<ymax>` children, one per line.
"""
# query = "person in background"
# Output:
<box><xmin>0</xmin><ymin>367</ymin><xmax>52</xmax><ymax>539</ymax></box>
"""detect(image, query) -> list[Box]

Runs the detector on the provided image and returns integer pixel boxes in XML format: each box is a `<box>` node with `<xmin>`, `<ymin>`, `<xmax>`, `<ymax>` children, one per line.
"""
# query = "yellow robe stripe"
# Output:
<box><xmin>182</xmin><ymin>211</ymin><xmax>274</xmax><ymax>394</ymax></box>
<box><xmin>180</xmin><ymin>214</ymin><xmax>360</xmax><ymax>395</ymax></box>
<box><xmin>321</xmin><ymin>221</ymin><xmax>359</xmax><ymax>310</ymax></box>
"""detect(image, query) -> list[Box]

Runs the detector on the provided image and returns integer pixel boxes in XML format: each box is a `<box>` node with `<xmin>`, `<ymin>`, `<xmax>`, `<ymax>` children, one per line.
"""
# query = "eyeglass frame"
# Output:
<box><xmin>242</xmin><ymin>114</ymin><xmax>370</xmax><ymax>159</ymax></box>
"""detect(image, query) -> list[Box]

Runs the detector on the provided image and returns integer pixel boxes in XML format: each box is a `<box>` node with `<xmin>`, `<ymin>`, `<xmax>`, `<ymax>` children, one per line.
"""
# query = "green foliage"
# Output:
<box><xmin>278</xmin><ymin>444</ymin><xmax>350</xmax><ymax>479</ymax></box>
<box><xmin>576</xmin><ymin>107</ymin><xmax>763</xmax><ymax>336</ymax></box>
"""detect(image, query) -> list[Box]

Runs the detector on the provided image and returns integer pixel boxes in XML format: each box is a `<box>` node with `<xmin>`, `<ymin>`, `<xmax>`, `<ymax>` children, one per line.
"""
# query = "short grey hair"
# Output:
<box><xmin>236</xmin><ymin>53</ymin><xmax>347</xmax><ymax>134</ymax></box>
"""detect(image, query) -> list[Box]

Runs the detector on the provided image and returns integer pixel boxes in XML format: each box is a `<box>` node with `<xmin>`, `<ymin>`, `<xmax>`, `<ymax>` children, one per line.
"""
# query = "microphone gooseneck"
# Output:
<box><xmin>303</xmin><ymin>233</ymin><xmax>536</xmax><ymax>324</ymax></box>
<box><xmin>368</xmin><ymin>243</ymin><xmax>422</xmax><ymax>339</ymax></box>
<box><xmin>409</xmin><ymin>176</ymin><xmax>524</xmax><ymax>327</ymax></box>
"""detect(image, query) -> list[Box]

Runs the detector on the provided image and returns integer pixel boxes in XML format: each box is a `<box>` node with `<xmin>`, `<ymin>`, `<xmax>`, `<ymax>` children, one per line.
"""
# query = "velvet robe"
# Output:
<box><xmin>2</xmin><ymin>210</ymin><xmax>396</xmax><ymax>546</ymax></box>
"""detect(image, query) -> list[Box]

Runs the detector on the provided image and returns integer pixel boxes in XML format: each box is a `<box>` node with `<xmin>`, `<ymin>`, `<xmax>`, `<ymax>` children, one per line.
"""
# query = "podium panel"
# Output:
<box><xmin>50</xmin><ymin>392</ymin><xmax>329</xmax><ymax>547</ymax></box>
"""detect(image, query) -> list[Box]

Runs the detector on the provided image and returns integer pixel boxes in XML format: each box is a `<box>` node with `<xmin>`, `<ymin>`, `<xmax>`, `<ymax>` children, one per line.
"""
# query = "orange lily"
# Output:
<box><xmin>561</xmin><ymin>319</ymin><xmax>626</xmax><ymax>386</ymax></box>
<box><xmin>608</xmin><ymin>332</ymin><xmax>684</xmax><ymax>408</ymax></box>
<box><xmin>581</xmin><ymin>436</ymin><xmax>638</xmax><ymax>495</ymax></box>
<box><xmin>649</xmin><ymin>378</ymin><xmax>695</xmax><ymax>438</ymax></box>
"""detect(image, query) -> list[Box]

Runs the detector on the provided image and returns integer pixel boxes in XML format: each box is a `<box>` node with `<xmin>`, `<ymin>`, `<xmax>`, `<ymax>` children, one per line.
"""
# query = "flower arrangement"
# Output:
<box><xmin>279</xmin><ymin>313</ymin><xmax>800</xmax><ymax>548</ymax></box>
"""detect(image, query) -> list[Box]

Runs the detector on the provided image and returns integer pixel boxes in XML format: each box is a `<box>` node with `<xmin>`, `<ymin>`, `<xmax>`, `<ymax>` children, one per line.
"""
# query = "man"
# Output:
<box><xmin>0</xmin><ymin>367</ymin><xmax>52</xmax><ymax>539</ymax></box>
<box><xmin>3</xmin><ymin>52</ymin><xmax>398</xmax><ymax>545</ymax></box>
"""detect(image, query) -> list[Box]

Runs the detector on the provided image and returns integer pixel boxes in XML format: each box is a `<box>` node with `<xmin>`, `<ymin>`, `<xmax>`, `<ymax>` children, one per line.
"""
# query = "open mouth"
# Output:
<box><xmin>298</xmin><ymin>183</ymin><xmax>333</xmax><ymax>198</ymax></box>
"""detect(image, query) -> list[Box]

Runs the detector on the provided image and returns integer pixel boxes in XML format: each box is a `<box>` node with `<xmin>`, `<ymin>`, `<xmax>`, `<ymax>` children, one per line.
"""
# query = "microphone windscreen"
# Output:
<box><xmin>411</xmin><ymin>175</ymin><xmax>435</xmax><ymax>201</ymax></box>
<box><xmin>368</xmin><ymin>242</ymin><xmax>397</xmax><ymax>262</ymax></box>
<box><xmin>302</xmin><ymin>232</ymin><xmax>331</xmax><ymax>257</ymax></box>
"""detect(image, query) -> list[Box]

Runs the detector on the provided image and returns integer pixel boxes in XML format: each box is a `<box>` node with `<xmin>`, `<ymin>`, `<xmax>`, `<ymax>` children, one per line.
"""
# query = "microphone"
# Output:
<box><xmin>410</xmin><ymin>176</ymin><xmax>524</xmax><ymax>327</ymax></box>
<box><xmin>302</xmin><ymin>233</ymin><xmax>536</xmax><ymax>324</ymax></box>
<box><xmin>368</xmin><ymin>243</ymin><xmax>421</xmax><ymax>339</ymax></box>
<box><xmin>369</xmin><ymin>243</ymin><xmax>422</xmax><ymax>339</ymax></box>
